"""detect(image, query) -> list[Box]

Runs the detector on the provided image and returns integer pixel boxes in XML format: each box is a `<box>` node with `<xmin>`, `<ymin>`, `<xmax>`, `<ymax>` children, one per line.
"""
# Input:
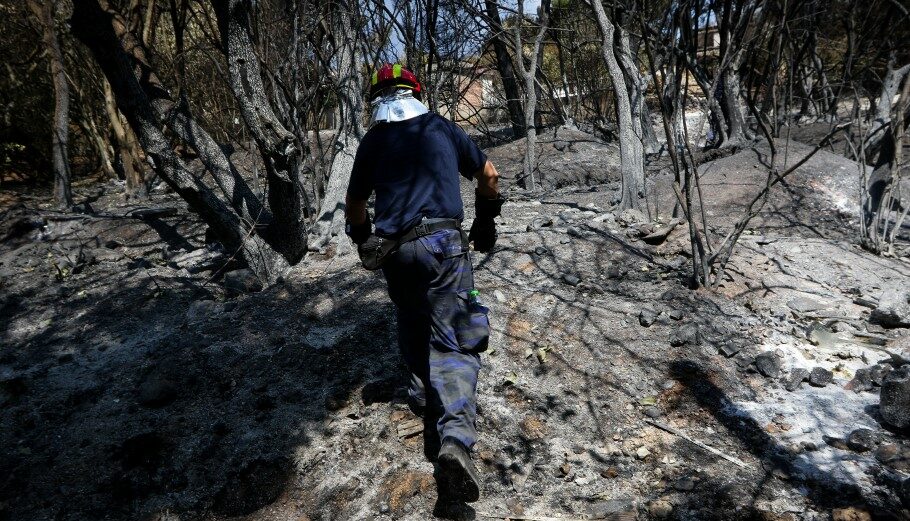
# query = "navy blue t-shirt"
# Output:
<box><xmin>347</xmin><ymin>113</ymin><xmax>487</xmax><ymax>237</ymax></box>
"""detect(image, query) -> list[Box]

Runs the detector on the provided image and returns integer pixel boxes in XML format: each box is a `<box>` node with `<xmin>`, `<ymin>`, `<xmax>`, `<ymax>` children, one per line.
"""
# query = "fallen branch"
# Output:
<box><xmin>40</xmin><ymin>207</ymin><xmax>179</xmax><ymax>221</ymax></box>
<box><xmin>851</xmin><ymin>331</ymin><xmax>890</xmax><ymax>346</ymax></box>
<box><xmin>645</xmin><ymin>419</ymin><xmax>748</xmax><ymax>468</ymax></box>
<box><xmin>479</xmin><ymin>514</ymin><xmax>610</xmax><ymax>521</ymax></box>
<box><xmin>852</xmin><ymin>297</ymin><xmax>879</xmax><ymax>309</ymax></box>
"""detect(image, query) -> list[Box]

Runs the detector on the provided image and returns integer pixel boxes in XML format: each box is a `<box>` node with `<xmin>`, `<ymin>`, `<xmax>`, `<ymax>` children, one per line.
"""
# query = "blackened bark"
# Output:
<box><xmin>97</xmin><ymin>1</ymin><xmax>267</xmax><ymax>228</ymax></box>
<box><xmin>590</xmin><ymin>1</ymin><xmax>645</xmax><ymax>210</ymax></box>
<box><xmin>720</xmin><ymin>68</ymin><xmax>749</xmax><ymax>144</ymax></box>
<box><xmin>103</xmin><ymin>78</ymin><xmax>147</xmax><ymax>198</ymax></box>
<box><xmin>484</xmin><ymin>0</ymin><xmax>525</xmax><ymax>137</ymax></box>
<box><xmin>28</xmin><ymin>0</ymin><xmax>73</xmax><ymax>209</ymax></box>
<box><xmin>513</xmin><ymin>0</ymin><xmax>549</xmax><ymax>190</ymax></box>
<box><xmin>866</xmin><ymin>57</ymin><xmax>910</xmax><ymax>159</ymax></box>
<box><xmin>212</xmin><ymin>0</ymin><xmax>308</xmax><ymax>262</ymax></box>
<box><xmin>310</xmin><ymin>0</ymin><xmax>365</xmax><ymax>252</ymax></box>
<box><xmin>71</xmin><ymin>0</ymin><xmax>289</xmax><ymax>281</ymax></box>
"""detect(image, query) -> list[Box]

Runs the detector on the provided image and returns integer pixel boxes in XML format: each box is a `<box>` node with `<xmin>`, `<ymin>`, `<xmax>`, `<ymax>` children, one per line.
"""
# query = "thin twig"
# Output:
<box><xmin>478</xmin><ymin>514</ymin><xmax>608</xmax><ymax>521</ymax></box>
<box><xmin>646</xmin><ymin>419</ymin><xmax>749</xmax><ymax>468</ymax></box>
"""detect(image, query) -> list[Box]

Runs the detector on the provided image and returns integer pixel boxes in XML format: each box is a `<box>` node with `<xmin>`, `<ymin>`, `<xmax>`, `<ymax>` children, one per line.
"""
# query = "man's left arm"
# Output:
<box><xmin>475</xmin><ymin>160</ymin><xmax>500</xmax><ymax>199</ymax></box>
<box><xmin>345</xmin><ymin>194</ymin><xmax>371</xmax><ymax>244</ymax></box>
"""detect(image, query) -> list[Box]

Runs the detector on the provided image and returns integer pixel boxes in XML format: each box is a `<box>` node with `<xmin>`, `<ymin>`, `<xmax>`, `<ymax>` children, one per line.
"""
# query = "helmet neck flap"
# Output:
<box><xmin>370</xmin><ymin>88</ymin><xmax>428</xmax><ymax>126</ymax></box>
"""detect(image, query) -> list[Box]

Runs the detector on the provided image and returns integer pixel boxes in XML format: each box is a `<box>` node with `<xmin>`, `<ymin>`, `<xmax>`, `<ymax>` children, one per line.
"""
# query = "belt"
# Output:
<box><xmin>395</xmin><ymin>218</ymin><xmax>462</xmax><ymax>244</ymax></box>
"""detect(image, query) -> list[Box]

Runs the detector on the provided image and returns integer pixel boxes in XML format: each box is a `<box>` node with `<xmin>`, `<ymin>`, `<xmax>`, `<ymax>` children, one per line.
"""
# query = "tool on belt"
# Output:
<box><xmin>353</xmin><ymin>217</ymin><xmax>464</xmax><ymax>271</ymax></box>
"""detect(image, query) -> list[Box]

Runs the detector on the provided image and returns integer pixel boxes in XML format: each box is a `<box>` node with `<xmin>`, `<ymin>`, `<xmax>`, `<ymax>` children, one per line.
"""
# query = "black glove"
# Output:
<box><xmin>469</xmin><ymin>190</ymin><xmax>505</xmax><ymax>252</ymax></box>
<box><xmin>357</xmin><ymin>234</ymin><xmax>385</xmax><ymax>270</ymax></box>
<box><xmin>345</xmin><ymin>213</ymin><xmax>372</xmax><ymax>245</ymax></box>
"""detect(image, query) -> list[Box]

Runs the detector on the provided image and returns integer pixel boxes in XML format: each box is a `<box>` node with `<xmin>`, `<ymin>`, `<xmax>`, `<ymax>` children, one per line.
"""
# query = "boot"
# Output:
<box><xmin>436</xmin><ymin>437</ymin><xmax>481</xmax><ymax>502</ymax></box>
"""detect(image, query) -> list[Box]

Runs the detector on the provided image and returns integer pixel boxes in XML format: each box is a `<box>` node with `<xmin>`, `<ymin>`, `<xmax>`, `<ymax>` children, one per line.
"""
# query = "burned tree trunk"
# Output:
<box><xmin>28</xmin><ymin>0</ymin><xmax>73</xmax><ymax>209</ymax></box>
<box><xmin>590</xmin><ymin>0</ymin><xmax>646</xmax><ymax>210</ymax></box>
<box><xmin>513</xmin><ymin>0</ymin><xmax>550</xmax><ymax>190</ymax></box>
<box><xmin>866</xmin><ymin>56</ymin><xmax>910</xmax><ymax>158</ymax></box>
<box><xmin>103</xmin><ymin>78</ymin><xmax>147</xmax><ymax>198</ymax></box>
<box><xmin>71</xmin><ymin>0</ymin><xmax>303</xmax><ymax>282</ymax></box>
<box><xmin>719</xmin><ymin>68</ymin><xmax>749</xmax><ymax>144</ymax></box>
<box><xmin>213</xmin><ymin>0</ymin><xmax>308</xmax><ymax>262</ymax></box>
<box><xmin>309</xmin><ymin>0</ymin><xmax>366</xmax><ymax>253</ymax></box>
<box><xmin>485</xmin><ymin>0</ymin><xmax>525</xmax><ymax>138</ymax></box>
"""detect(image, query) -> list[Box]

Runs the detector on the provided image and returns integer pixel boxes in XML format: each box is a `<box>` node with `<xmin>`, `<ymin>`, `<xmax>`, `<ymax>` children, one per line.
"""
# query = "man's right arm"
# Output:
<box><xmin>345</xmin><ymin>195</ymin><xmax>368</xmax><ymax>226</ymax></box>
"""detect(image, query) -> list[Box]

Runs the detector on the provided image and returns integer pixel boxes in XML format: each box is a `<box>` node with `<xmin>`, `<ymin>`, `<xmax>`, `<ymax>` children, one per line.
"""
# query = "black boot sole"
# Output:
<box><xmin>437</xmin><ymin>452</ymin><xmax>481</xmax><ymax>502</ymax></box>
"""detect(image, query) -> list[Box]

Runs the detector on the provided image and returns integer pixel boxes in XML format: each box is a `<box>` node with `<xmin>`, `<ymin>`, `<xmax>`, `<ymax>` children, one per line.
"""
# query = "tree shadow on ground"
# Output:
<box><xmin>668</xmin><ymin>359</ymin><xmax>905</xmax><ymax>519</ymax></box>
<box><xmin>0</xmin><ymin>261</ymin><xmax>407</xmax><ymax>520</ymax></box>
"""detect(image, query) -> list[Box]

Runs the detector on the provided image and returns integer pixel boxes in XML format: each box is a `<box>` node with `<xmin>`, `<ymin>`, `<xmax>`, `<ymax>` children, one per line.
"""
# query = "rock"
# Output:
<box><xmin>223</xmin><ymin>269</ymin><xmax>262</xmax><ymax>294</ymax></box>
<box><xmin>573</xmin><ymin>474</ymin><xmax>591</xmax><ymax>486</ymax></box>
<box><xmin>533</xmin><ymin>246</ymin><xmax>549</xmax><ymax>256</ymax></box>
<box><xmin>562</xmin><ymin>273</ymin><xmax>581</xmax><ymax>286</ymax></box>
<box><xmin>755</xmin><ymin>352</ymin><xmax>782</xmax><ymax>379</ymax></box>
<box><xmin>493</xmin><ymin>290</ymin><xmax>506</xmax><ymax>303</ymax></box>
<box><xmin>870</xmin><ymin>364</ymin><xmax>893</xmax><ymax>386</ymax></box>
<box><xmin>186</xmin><ymin>300</ymin><xmax>224</xmax><ymax>322</ymax></box>
<box><xmin>875</xmin><ymin>443</ymin><xmax>910</xmax><ymax>471</ymax></box>
<box><xmin>669</xmin><ymin>323</ymin><xmax>699</xmax><ymax>347</ymax></box>
<box><xmin>846</xmin><ymin>428</ymin><xmax>878</xmax><ymax>452</ymax></box>
<box><xmin>91</xmin><ymin>248</ymin><xmax>123</xmax><ymax>263</ymax></box>
<box><xmin>169</xmin><ymin>248</ymin><xmax>225</xmax><ymax>273</ymax></box>
<box><xmin>901</xmin><ymin>477</ymin><xmax>910</xmax><ymax>508</ymax></box>
<box><xmin>880</xmin><ymin>365</ymin><xmax>910</xmax><ymax>428</ymax></box>
<box><xmin>71</xmin><ymin>201</ymin><xmax>96</xmax><ymax>214</ymax></box>
<box><xmin>847</xmin><ymin>368</ymin><xmax>874</xmax><ymax>393</ymax></box>
<box><xmin>600</xmin><ymin>467</ymin><xmax>619</xmax><ymax>479</ymax></box>
<box><xmin>668</xmin><ymin>309</ymin><xmax>684</xmax><ymax>321</ymax></box>
<box><xmin>642</xmin><ymin>406</ymin><xmax>661</xmax><ymax>419</ymax></box>
<box><xmin>642</xmin><ymin>219</ymin><xmax>682</xmax><ymax>245</ymax></box>
<box><xmin>639</xmin><ymin>309</ymin><xmax>658</xmax><ymax>327</ymax></box>
<box><xmin>870</xmin><ymin>286</ymin><xmax>910</xmax><ymax>328</ymax></box>
<box><xmin>673</xmin><ymin>477</ymin><xmax>696</xmax><ymax>491</ymax></box>
<box><xmin>785</xmin><ymin>368</ymin><xmax>810</xmax><ymax>391</ymax></box>
<box><xmin>824</xmin><ymin>435</ymin><xmax>849</xmax><ymax>450</ymax></box>
<box><xmin>567</xmin><ymin>226</ymin><xmax>583</xmax><ymax>237</ymax></box>
<box><xmin>787</xmin><ymin>297</ymin><xmax>825</xmax><ymax>313</ymax></box>
<box><xmin>648</xmin><ymin>499</ymin><xmax>673</xmax><ymax>519</ymax></box>
<box><xmin>719</xmin><ymin>342</ymin><xmax>742</xmax><ymax>357</ymax></box>
<box><xmin>808</xmin><ymin>367</ymin><xmax>833</xmax><ymax>387</ymax></box>
<box><xmin>589</xmin><ymin>498</ymin><xmax>634</xmax><ymax>518</ymax></box>
<box><xmin>617</xmin><ymin>208</ymin><xmax>646</xmax><ymax>226</ymax></box>
<box><xmin>527</xmin><ymin>217</ymin><xmax>554</xmax><ymax>231</ymax></box>
<box><xmin>635</xmin><ymin>446</ymin><xmax>651</xmax><ymax>459</ymax></box>
<box><xmin>831</xmin><ymin>507</ymin><xmax>872</xmax><ymax>521</ymax></box>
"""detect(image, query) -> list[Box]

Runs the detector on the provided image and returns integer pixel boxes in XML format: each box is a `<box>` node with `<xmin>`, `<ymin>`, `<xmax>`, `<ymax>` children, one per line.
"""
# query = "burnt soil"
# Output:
<box><xmin>1</xmin><ymin>129</ymin><xmax>909</xmax><ymax>521</ymax></box>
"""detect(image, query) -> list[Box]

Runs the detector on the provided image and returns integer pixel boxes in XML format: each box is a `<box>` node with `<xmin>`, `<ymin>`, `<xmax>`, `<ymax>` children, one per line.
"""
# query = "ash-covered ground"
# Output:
<box><xmin>1</xmin><ymin>129</ymin><xmax>909</xmax><ymax>521</ymax></box>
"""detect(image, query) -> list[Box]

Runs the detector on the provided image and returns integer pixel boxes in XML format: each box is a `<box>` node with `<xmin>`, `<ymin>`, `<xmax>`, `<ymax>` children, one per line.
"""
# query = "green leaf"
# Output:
<box><xmin>638</xmin><ymin>396</ymin><xmax>657</xmax><ymax>406</ymax></box>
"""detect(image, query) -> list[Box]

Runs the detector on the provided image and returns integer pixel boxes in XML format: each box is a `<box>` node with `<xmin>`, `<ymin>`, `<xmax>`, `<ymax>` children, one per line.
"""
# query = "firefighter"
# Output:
<box><xmin>345</xmin><ymin>63</ymin><xmax>503</xmax><ymax>502</ymax></box>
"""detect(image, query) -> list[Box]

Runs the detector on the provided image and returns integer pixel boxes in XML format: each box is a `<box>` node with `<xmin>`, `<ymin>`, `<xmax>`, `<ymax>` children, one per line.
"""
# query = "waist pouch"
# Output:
<box><xmin>453</xmin><ymin>290</ymin><xmax>490</xmax><ymax>352</ymax></box>
<box><xmin>360</xmin><ymin>219</ymin><xmax>463</xmax><ymax>271</ymax></box>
